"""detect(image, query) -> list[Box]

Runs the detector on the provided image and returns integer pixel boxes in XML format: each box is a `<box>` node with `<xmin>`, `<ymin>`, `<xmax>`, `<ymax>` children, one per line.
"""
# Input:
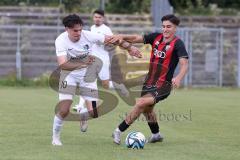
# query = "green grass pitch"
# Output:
<box><xmin>0</xmin><ymin>87</ymin><xmax>240</xmax><ymax>160</ymax></box>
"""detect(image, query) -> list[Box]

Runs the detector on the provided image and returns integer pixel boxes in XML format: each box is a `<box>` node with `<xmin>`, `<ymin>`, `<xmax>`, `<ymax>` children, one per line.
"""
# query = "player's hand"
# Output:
<box><xmin>85</xmin><ymin>55</ymin><xmax>95</xmax><ymax>65</ymax></box>
<box><xmin>127</xmin><ymin>46</ymin><xmax>142</xmax><ymax>58</ymax></box>
<box><xmin>108</xmin><ymin>35</ymin><xmax>123</xmax><ymax>45</ymax></box>
<box><xmin>172</xmin><ymin>77</ymin><xmax>181</xmax><ymax>88</ymax></box>
<box><xmin>78</xmin><ymin>55</ymin><xmax>95</xmax><ymax>68</ymax></box>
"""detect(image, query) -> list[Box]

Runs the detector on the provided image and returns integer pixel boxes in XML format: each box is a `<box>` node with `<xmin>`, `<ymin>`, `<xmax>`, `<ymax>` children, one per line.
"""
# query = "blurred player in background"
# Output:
<box><xmin>73</xmin><ymin>9</ymin><xmax>129</xmax><ymax>116</ymax></box>
<box><xmin>110</xmin><ymin>14</ymin><xmax>189</xmax><ymax>145</ymax></box>
<box><xmin>52</xmin><ymin>14</ymin><xmax>142</xmax><ymax>146</ymax></box>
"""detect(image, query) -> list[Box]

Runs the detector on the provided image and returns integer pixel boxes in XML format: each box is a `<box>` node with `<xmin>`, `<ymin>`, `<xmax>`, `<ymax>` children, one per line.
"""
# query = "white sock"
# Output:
<box><xmin>52</xmin><ymin>115</ymin><xmax>63</xmax><ymax>137</ymax></box>
<box><xmin>78</xmin><ymin>96</ymin><xmax>85</xmax><ymax>108</ymax></box>
<box><xmin>115</xmin><ymin>127</ymin><xmax>121</xmax><ymax>132</ymax></box>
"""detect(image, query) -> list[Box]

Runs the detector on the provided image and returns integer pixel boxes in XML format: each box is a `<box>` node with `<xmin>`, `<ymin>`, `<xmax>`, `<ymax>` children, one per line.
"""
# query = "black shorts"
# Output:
<box><xmin>141</xmin><ymin>84</ymin><xmax>171</xmax><ymax>104</ymax></box>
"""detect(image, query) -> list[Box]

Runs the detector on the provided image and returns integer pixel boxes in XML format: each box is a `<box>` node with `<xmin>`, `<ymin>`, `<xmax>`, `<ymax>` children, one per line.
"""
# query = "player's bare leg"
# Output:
<box><xmin>112</xmin><ymin>94</ymin><xmax>154</xmax><ymax>144</ymax></box>
<box><xmin>125</xmin><ymin>94</ymin><xmax>155</xmax><ymax>124</ymax></box>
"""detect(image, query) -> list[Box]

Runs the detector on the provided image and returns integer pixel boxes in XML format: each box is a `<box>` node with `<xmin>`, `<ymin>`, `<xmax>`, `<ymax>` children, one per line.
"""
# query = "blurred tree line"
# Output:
<box><xmin>169</xmin><ymin>0</ymin><xmax>240</xmax><ymax>15</ymax></box>
<box><xmin>105</xmin><ymin>0</ymin><xmax>150</xmax><ymax>13</ymax></box>
<box><xmin>0</xmin><ymin>0</ymin><xmax>99</xmax><ymax>13</ymax></box>
<box><xmin>0</xmin><ymin>0</ymin><xmax>239</xmax><ymax>15</ymax></box>
<box><xmin>169</xmin><ymin>0</ymin><xmax>240</xmax><ymax>9</ymax></box>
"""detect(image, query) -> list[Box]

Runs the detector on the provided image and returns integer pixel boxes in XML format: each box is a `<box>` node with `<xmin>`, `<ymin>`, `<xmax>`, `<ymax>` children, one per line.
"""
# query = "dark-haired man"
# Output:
<box><xmin>52</xmin><ymin>14</ymin><xmax>142</xmax><ymax>146</ymax></box>
<box><xmin>110</xmin><ymin>14</ymin><xmax>189</xmax><ymax>144</ymax></box>
<box><xmin>74</xmin><ymin>10</ymin><xmax>129</xmax><ymax>117</ymax></box>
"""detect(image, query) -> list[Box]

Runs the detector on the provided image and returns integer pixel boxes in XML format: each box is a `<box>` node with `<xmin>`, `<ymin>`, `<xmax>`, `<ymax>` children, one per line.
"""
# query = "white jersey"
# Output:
<box><xmin>55</xmin><ymin>30</ymin><xmax>105</xmax><ymax>77</ymax></box>
<box><xmin>90</xmin><ymin>24</ymin><xmax>113</xmax><ymax>60</ymax></box>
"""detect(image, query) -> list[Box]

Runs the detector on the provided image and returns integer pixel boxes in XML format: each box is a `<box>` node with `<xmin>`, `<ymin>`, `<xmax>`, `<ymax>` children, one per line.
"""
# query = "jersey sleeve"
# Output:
<box><xmin>174</xmin><ymin>39</ymin><xmax>189</xmax><ymax>59</ymax></box>
<box><xmin>55</xmin><ymin>38</ymin><xmax>67</xmax><ymax>56</ymax></box>
<box><xmin>143</xmin><ymin>32</ymin><xmax>160</xmax><ymax>45</ymax></box>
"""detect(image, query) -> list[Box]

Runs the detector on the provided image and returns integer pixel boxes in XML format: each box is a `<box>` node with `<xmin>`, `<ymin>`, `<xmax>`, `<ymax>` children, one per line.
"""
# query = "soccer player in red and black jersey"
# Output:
<box><xmin>110</xmin><ymin>14</ymin><xmax>189</xmax><ymax>144</ymax></box>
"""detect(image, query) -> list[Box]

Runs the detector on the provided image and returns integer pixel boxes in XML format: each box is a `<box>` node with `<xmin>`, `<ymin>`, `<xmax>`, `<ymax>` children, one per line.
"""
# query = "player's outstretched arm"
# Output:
<box><xmin>104</xmin><ymin>35</ymin><xmax>142</xmax><ymax>58</ymax></box>
<box><xmin>108</xmin><ymin>34</ymin><xmax>144</xmax><ymax>44</ymax></box>
<box><xmin>57</xmin><ymin>55</ymin><xmax>94</xmax><ymax>71</ymax></box>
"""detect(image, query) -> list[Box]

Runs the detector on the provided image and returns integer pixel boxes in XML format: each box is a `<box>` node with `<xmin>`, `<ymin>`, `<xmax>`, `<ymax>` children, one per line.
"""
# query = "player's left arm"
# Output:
<box><xmin>172</xmin><ymin>39</ymin><xmax>189</xmax><ymax>88</ymax></box>
<box><xmin>172</xmin><ymin>58</ymin><xmax>188</xmax><ymax>88</ymax></box>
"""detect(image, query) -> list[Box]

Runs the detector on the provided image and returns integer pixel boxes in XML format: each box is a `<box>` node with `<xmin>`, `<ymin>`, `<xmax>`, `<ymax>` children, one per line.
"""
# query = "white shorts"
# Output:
<box><xmin>58</xmin><ymin>72</ymin><xmax>98</xmax><ymax>101</ymax></box>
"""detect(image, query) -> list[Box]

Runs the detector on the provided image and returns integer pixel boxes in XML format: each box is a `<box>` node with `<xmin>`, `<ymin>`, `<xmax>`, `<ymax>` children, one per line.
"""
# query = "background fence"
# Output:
<box><xmin>0</xmin><ymin>24</ymin><xmax>239</xmax><ymax>87</ymax></box>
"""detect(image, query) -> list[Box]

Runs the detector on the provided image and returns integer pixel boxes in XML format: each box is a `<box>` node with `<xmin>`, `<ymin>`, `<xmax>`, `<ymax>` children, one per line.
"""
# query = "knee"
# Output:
<box><xmin>57</xmin><ymin>100</ymin><xmax>72</xmax><ymax>118</ymax></box>
<box><xmin>143</xmin><ymin>106</ymin><xmax>153</xmax><ymax>113</ymax></box>
<box><xmin>59</xmin><ymin>108</ymin><xmax>69</xmax><ymax>118</ymax></box>
<box><xmin>135</xmin><ymin>99</ymin><xmax>148</xmax><ymax>112</ymax></box>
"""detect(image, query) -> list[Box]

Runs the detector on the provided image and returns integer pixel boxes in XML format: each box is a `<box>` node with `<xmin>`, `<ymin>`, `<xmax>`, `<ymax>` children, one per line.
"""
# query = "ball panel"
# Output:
<box><xmin>125</xmin><ymin>131</ymin><xmax>146</xmax><ymax>149</ymax></box>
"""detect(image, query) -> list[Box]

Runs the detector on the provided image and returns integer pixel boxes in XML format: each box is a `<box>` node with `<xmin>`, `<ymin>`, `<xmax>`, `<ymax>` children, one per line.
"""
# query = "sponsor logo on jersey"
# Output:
<box><xmin>83</xmin><ymin>44</ymin><xmax>89</xmax><ymax>50</ymax></box>
<box><xmin>153</xmin><ymin>48</ymin><xmax>166</xmax><ymax>58</ymax></box>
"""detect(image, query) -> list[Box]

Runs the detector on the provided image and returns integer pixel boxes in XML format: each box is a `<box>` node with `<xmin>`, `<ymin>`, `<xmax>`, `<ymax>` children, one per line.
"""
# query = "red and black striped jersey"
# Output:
<box><xmin>143</xmin><ymin>32</ymin><xmax>188</xmax><ymax>87</ymax></box>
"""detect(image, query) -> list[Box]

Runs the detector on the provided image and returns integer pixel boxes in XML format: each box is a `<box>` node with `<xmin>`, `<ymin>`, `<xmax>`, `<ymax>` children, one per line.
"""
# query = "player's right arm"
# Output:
<box><xmin>55</xmin><ymin>37</ymin><xmax>92</xmax><ymax>71</ymax></box>
<box><xmin>109</xmin><ymin>34</ymin><xmax>144</xmax><ymax>44</ymax></box>
<box><xmin>57</xmin><ymin>55</ymin><xmax>92</xmax><ymax>71</ymax></box>
<box><xmin>87</xmin><ymin>31</ymin><xmax>142</xmax><ymax>58</ymax></box>
<box><xmin>105</xmin><ymin>35</ymin><xmax>142</xmax><ymax>58</ymax></box>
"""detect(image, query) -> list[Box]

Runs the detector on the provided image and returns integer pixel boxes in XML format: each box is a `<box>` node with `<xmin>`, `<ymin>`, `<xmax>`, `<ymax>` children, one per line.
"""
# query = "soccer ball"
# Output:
<box><xmin>125</xmin><ymin>131</ymin><xmax>146</xmax><ymax>149</ymax></box>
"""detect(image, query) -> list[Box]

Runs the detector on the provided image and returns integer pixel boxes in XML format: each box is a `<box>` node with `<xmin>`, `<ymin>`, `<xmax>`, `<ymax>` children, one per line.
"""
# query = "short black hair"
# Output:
<box><xmin>62</xmin><ymin>14</ymin><xmax>83</xmax><ymax>28</ymax></box>
<box><xmin>161</xmin><ymin>14</ymin><xmax>180</xmax><ymax>26</ymax></box>
<box><xmin>93</xmin><ymin>9</ymin><xmax>104</xmax><ymax>17</ymax></box>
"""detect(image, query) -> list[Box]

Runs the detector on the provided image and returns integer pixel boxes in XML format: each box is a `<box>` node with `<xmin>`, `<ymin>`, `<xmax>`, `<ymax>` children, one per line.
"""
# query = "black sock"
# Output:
<box><xmin>92</xmin><ymin>101</ymin><xmax>98</xmax><ymax>118</ymax></box>
<box><xmin>118</xmin><ymin>120</ymin><xmax>130</xmax><ymax>132</ymax></box>
<box><xmin>148</xmin><ymin>122</ymin><xmax>159</xmax><ymax>134</ymax></box>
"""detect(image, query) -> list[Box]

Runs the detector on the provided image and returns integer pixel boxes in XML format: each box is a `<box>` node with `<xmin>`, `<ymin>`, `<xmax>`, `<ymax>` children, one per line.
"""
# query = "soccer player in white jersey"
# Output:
<box><xmin>52</xmin><ymin>14</ymin><xmax>142</xmax><ymax>146</ymax></box>
<box><xmin>73</xmin><ymin>10</ymin><xmax>129</xmax><ymax>116</ymax></box>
